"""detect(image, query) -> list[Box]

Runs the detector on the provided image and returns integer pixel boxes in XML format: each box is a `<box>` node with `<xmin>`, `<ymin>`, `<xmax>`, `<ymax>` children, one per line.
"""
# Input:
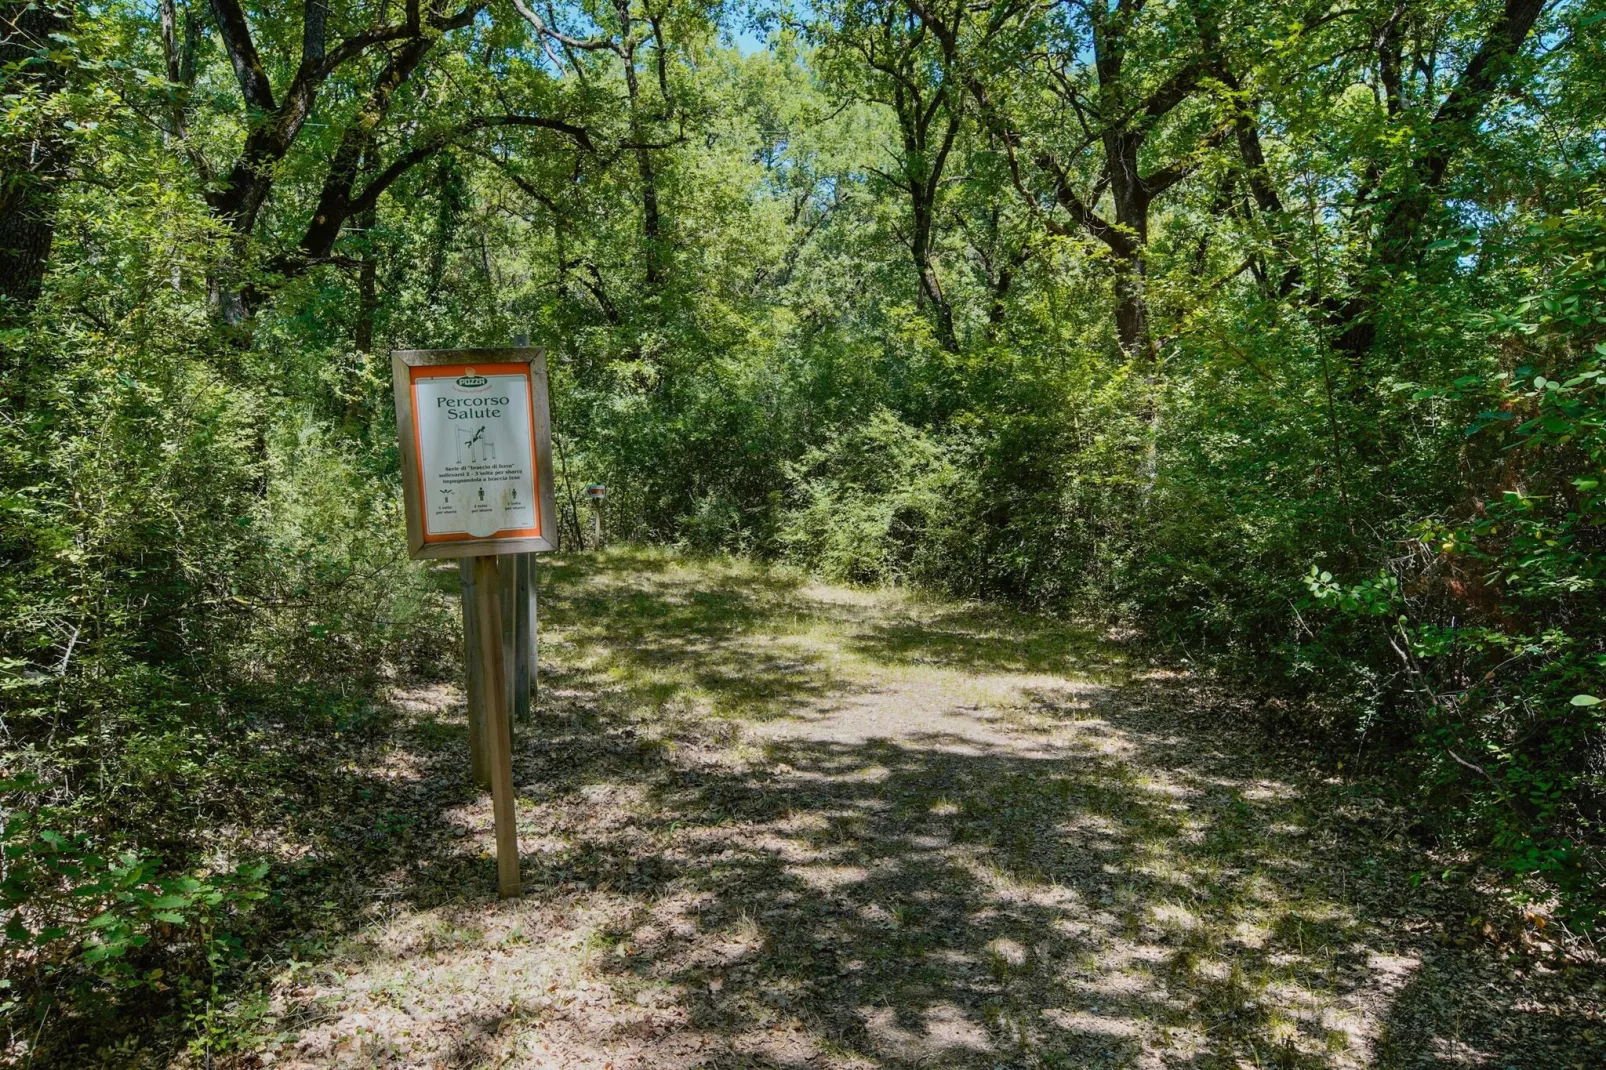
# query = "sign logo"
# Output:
<box><xmin>455</xmin><ymin>368</ymin><xmax>489</xmax><ymax>390</ymax></box>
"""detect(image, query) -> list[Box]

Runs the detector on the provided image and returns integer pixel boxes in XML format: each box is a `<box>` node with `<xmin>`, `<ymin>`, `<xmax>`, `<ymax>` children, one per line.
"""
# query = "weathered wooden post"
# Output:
<box><xmin>460</xmin><ymin>558</ymin><xmax>489</xmax><ymax>787</ymax></box>
<box><xmin>473</xmin><ymin>554</ymin><xmax>521</xmax><ymax>899</ymax></box>
<box><xmin>392</xmin><ymin>347</ymin><xmax>557</xmax><ymax>899</ymax></box>
<box><xmin>498</xmin><ymin>552</ymin><xmax>534</xmax><ymax>727</ymax></box>
<box><xmin>525</xmin><ymin>552</ymin><xmax>538</xmax><ymax>711</ymax></box>
<box><xmin>584</xmin><ymin>483</ymin><xmax>606</xmax><ymax>550</ymax></box>
<box><xmin>507</xmin><ymin>340</ymin><xmax>536</xmax><ymax>718</ymax></box>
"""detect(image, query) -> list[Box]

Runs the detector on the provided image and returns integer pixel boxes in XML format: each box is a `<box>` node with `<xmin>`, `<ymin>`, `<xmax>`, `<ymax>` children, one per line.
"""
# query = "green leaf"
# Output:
<box><xmin>1569</xmin><ymin>694</ymin><xmax>1601</xmax><ymax>707</ymax></box>
<box><xmin>83</xmin><ymin>943</ymin><xmax>125</xmax><ymax>963</ymax></box>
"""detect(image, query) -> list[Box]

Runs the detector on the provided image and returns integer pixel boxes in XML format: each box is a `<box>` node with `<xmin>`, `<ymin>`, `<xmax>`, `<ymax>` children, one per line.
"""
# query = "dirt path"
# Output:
<box><xmin>246</xmin><ymin>550</ymin><xmax>1602</xmax><ymax>1069</ymax></box>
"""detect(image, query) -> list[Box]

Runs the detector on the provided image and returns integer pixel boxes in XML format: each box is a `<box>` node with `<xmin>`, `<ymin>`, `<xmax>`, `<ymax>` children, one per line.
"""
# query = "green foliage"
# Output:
<box><xmin>0</xmin><ymin>6</ymin><xmax>457</xmax><ymax>1052</ymax></box>
<box><xmin>2</xmin><ymin>793</ymin><xmax>267</xmax><ymax>989</ymax></box>
<box><xmin>1289</xmin><ymin>188</ymin><xmax>1606</xmax><ymax>923</ymax></box>
<box><xmin>781</xmin><ymin>408</ymin><xmax>957</xmax><ymax>584</ymax></box>
<box><xmin>4</xmin><ymin>0</ymin><xmax>1606</xmax><ymax>1056</ymax></box>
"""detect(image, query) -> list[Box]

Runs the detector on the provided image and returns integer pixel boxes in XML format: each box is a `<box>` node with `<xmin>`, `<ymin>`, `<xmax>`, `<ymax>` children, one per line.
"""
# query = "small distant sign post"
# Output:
<box><xmin>584</xmin><ymin>483</ymin><xmax>606</xmax><ymax>549</ymax></box>
<box><xmin>392</xmin><ymin>348</ymin><xmax>557</xmax><ymax>899</ymax></box>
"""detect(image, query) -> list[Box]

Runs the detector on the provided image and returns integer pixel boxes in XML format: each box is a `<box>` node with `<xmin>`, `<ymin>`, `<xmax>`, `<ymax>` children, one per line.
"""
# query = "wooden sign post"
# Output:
<box><xmin>392</xmin><ymin>348</ymin><xmax>557</xmax><ymax>899</ymax></box>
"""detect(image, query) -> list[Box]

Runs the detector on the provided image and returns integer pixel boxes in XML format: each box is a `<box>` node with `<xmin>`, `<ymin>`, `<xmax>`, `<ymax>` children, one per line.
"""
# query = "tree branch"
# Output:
<box><xmin>509</xmin><ymin>0</ymin><xmax>619</xmax><ymax>53</ymax></box>
<box><xmin>481</xmin><ymin>114</ymin><xmax>596</xmax><ymax>153</ymax></box>
<box><xmin>207</xmin><ymin>0</ymin><xmax>274</xmax><ymax>111</ymax></box>
<box><xmin>1140</xmin><ymin>123</ymin><xmax>1228</xmax><ymax>198</ymax></box>
<box><xmin>1419</xmin><ymin>0</ymin><xmax>1548</xmax><ymax>191</ymax></box>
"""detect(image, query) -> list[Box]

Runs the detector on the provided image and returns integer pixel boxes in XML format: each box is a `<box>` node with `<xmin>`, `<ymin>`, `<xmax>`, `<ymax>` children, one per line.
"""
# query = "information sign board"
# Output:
<box><xmin>392</xmin><ymin>348</ymin><xmax>558</xmax><ymax>559</ymax></box>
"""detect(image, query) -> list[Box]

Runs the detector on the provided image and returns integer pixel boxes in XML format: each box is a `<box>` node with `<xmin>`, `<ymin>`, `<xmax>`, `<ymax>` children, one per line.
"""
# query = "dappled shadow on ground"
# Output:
<box><xmin>536</xmin><ymin>548</ymin><xmax>857</xmax><ymax>722</ymax></box>
<box><xmin>846</xmin><ymin>608</ymin><xmax>1132</xmax><ymax>681</ymax></box>
<box><xmin>235</xmin><ymin>550</ymin><xmax>1600</xmax><ymax>1070</ymax></box>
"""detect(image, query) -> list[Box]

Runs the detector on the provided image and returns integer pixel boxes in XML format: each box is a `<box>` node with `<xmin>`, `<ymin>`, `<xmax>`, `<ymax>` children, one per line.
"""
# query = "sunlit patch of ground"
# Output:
<box><xmin>233</xmin><ymin>548</ymin><xmax>1602</xmax><ymax>1069</ymax></box>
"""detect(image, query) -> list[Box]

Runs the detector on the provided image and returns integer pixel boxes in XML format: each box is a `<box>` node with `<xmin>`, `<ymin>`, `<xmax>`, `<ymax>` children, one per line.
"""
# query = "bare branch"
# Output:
<box><xmin>509</xmin><ymin>0</ymin><xmax>618</xmax><ymax>53</ymax></box>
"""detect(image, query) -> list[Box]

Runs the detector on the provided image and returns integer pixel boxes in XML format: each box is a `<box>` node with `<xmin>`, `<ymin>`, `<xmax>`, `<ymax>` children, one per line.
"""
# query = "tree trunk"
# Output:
<box><xmin>348</xmin><ymin>196</ymin><xmax>377</xmax><ymax>428</ymax></box>
<box><xmin>910</xmin><ymin>190</ymin><xmax>958</xmax><ymax>352</ymax></box>
<box><xmin>355</xmin><ymin>255</ymin><xmax>378</xmax><ymax>354</ymax></box>
<box><xmin>614</xmin><ymin>0</ymin><xmax>663</xmax><ymax>288</ymax></box>
<box><xmin>1104</xmin><ymin>131</ymin><xmax>1154</xmax><ymax>363</ymax></box>
<box><xmin>1112</xmin><ymin>257</ymin><xmax>1151</xmax><ymax>361</ymax></box>
<box><xmin>353</xmin><ymin>174</ymin><xmax>379</xmax><ymax>356</ymax></box>
<box><xmin>894</xmin><ymin>76</ymin><xmax>960</xmax><ymax>353</ymax></box>
<box><xmin>0</xmin><ymin>0</ymin><xmax>72</xmax><ymax>321</ymax></box>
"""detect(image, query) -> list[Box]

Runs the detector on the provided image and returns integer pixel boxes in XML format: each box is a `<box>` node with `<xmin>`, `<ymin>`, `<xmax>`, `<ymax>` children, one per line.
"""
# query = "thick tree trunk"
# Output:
<box><xmin>0</xmin><ymin>1</ymin><xmax>72</xmax><ymax>321</ymax></box>
<box><xmin>1112</xmin><ymin>258</ymin><xmax>1151</xmax><ymax>360</ymax></box>
<box><xmin>910</xmin><ymin>193</ymin><xmax>957</xmax><ymax>352</ymax></box>
<box><xmin>1104</xmin><ymin>132</ymin><xmax>1154</xmax><ymax>363</ymax></box>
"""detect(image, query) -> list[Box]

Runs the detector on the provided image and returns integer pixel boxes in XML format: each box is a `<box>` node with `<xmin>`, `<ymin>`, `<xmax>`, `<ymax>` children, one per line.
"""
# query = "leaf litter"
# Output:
<box><xmin>217</xmin><ymin>549</ymin><xmax>1602</xmax><ymax>1069</ymax></box>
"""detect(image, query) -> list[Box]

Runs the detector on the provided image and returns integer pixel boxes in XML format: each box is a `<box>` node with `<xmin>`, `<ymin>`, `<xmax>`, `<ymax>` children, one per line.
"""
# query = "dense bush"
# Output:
<box><xmin>1299</xmin><ymin>193</ymin><xmax>1606</xmax><ymax>923</ymax></box>
<box><xmin>0</xmin><ymin>33</ymin><xmax>452</xmax><ymax>1047</ymax></box>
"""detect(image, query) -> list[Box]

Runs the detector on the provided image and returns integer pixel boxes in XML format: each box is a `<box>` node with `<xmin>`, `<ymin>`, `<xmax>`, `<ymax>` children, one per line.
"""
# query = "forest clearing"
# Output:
<box><xmin>77</xmin><ymin>552</ymin><xmax>1606</xmax><ymax>1066</ymax></box>
<box><xmin>4</xmin><ymin>0</ymin><xmax>1606</xmax><ymax>1064</ymax></box>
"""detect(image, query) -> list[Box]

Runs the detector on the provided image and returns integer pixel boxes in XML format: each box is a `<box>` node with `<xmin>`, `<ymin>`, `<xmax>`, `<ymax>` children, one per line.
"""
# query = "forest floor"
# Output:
<box><xmin>217</xmin><ymin>548</ymin><xmax>1603</xmax><ymax>1069</ymax></box>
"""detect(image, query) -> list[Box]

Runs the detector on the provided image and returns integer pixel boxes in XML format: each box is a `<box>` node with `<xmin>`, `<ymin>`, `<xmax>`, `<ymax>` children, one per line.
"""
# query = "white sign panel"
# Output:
<box><xmin>410</xmin><ymin>365</ymin><xmax>539</xmax><ymax>541</ymax></box>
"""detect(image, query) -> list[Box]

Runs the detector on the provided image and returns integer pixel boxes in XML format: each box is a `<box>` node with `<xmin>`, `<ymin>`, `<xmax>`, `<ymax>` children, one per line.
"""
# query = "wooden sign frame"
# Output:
<box><xmin>392</xmin><ymin>347</ymin><xmax>558</xmax><ymax>560</ymax></box>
